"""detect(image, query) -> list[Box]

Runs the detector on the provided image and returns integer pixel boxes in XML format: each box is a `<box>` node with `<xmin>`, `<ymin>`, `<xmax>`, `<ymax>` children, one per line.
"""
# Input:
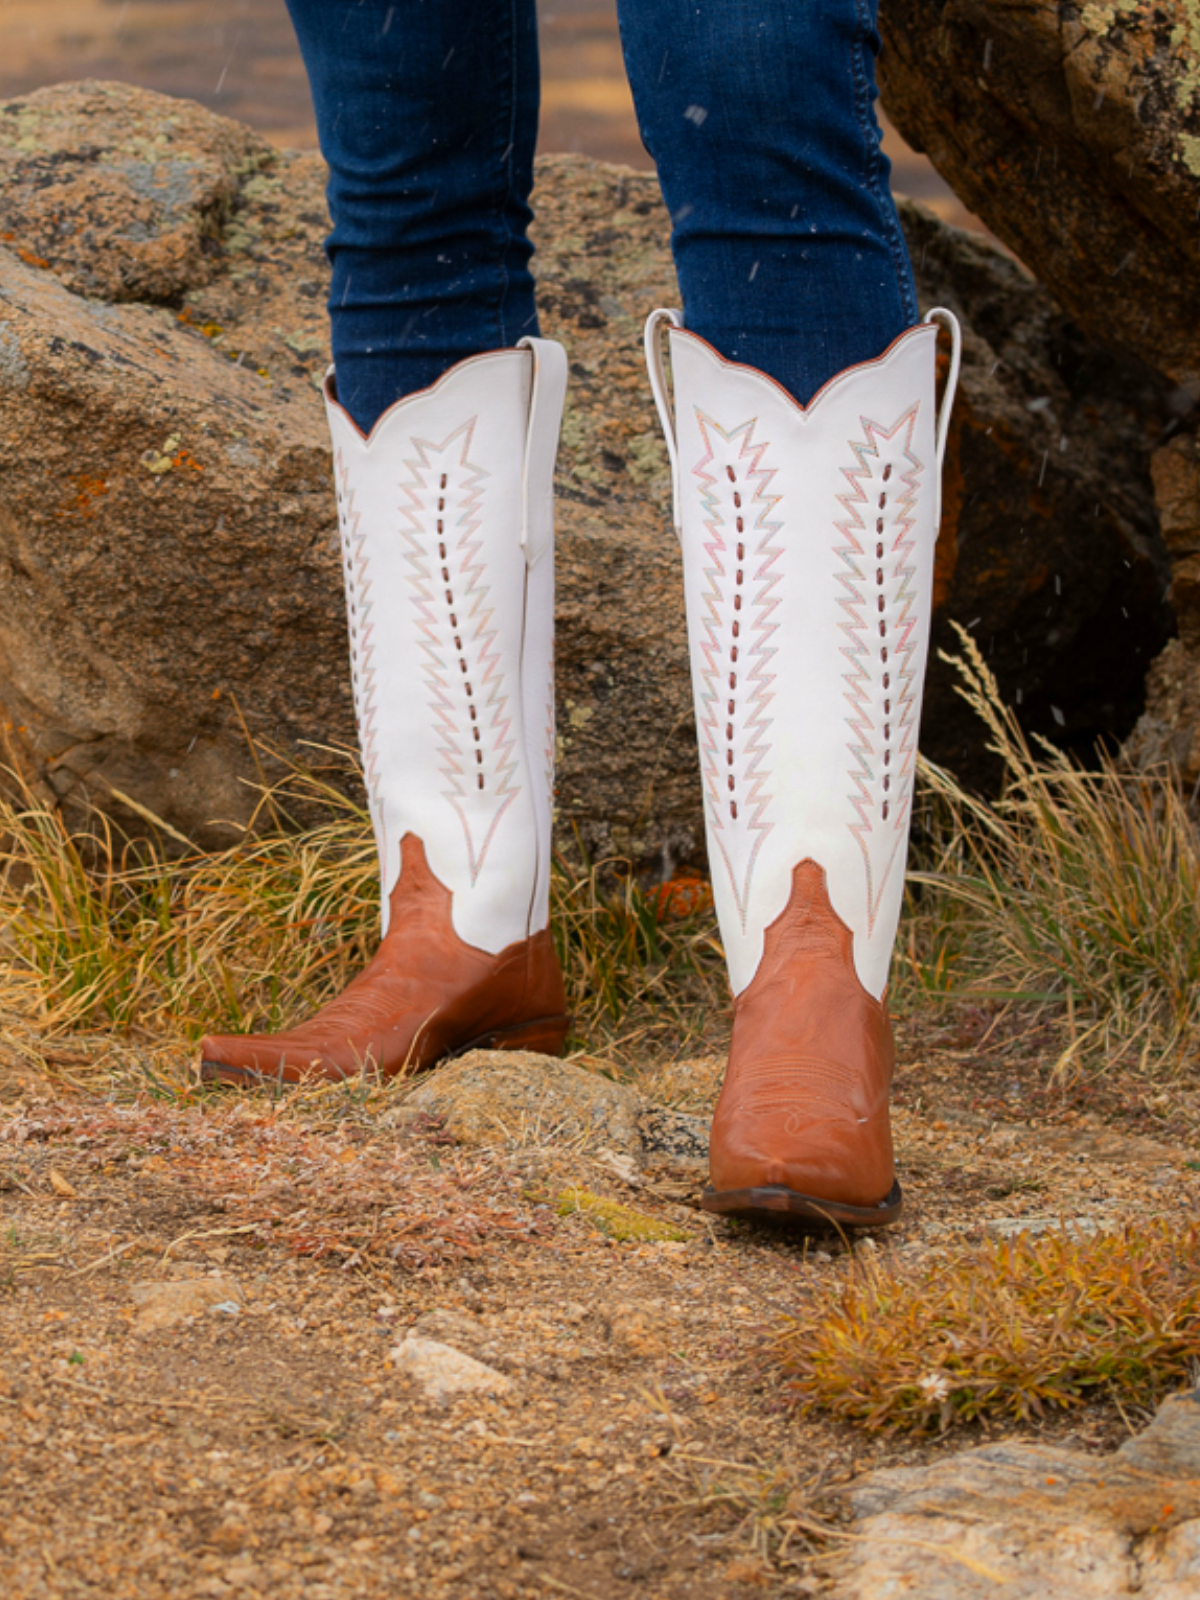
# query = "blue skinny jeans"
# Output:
<box><xmin>285</xmin><ymin>0</ymin><xmax>918</xmax><ymax>433</ymax></box>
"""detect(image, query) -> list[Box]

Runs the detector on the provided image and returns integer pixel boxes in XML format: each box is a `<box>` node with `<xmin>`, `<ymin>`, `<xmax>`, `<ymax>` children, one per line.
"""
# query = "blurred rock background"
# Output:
<box><xmin>0</xmin><ymin>0</ymin><xmax>1195</xmax><ymax>867</ymax></box>
<box><xmin>0</xmin><ymin>0</ymin><xmax>977</xmax><ymax>225</ymax></box>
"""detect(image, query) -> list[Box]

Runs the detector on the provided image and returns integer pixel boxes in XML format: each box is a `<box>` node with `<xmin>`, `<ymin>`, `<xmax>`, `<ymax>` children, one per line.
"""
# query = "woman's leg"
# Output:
<box><xmin>285</xmin><ymin>0</ymin><xmax>541</xmax><ymax>433</ymax></box>
<box><xmin>632</xmin><ymin>1</ymin><xmax>962</xmax><ymax>1227</ymax></box>
<box><xmin>201</xmin><ymin>0</ymin><xmax>572</xmax><ymax>1086</ymax></box>
<box><xmin>618</xmin><ymin>0</ymin><xmax>918</xmax><ymax>403</ymax></box>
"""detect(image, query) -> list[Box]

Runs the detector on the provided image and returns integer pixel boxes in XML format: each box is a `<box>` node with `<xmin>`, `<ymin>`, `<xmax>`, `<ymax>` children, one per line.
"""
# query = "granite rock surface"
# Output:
<box><xmin>879</xmin><ymin>0</ymin><xmax>1200</xmax><ymax>385</ymax></box>
<box><xmin>0</xmin><ymin>80</ymin><xmax>1173</xmax><ymax>860</ymax></box>
<box><xmin>838</xmin><ymin>1387</ymin><xmax>1200</xmax><ymax>1598</ymax></box>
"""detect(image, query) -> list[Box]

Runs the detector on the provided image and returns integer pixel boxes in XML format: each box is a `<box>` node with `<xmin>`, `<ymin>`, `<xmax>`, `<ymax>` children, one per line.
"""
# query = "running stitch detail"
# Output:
<box><xmin>835</xmin><ymin>406</ymin><xmax>924</xmax><ymax>934</ymax></box>
<box><xmin>401</xmin><ymin>421</ymin><xmax>520</xmax><ymax>884</ymax></box>
<box><xmin>692</xmin><ymin>410</ymin><xmax>783</xmax><ymax>929</ymax></box>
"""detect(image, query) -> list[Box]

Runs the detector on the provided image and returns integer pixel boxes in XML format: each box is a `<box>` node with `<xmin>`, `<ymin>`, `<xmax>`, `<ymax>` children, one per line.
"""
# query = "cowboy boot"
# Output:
<box><xmin>644</xmin><ymin>308</ymin><xmax>961</xmax><ymax>1225</ymax></box>
<box><xmin>200</xmin><ymin>339</ymin><xmax>571</xmax><ymax>1085</ymax></box>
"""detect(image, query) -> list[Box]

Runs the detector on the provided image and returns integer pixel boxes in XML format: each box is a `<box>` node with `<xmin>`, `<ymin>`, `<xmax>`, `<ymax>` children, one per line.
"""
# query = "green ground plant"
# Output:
<box><xmin>556</xmin><ymin>1187</ymin><xmax>690</xmax><ymax>1242</ymax></box>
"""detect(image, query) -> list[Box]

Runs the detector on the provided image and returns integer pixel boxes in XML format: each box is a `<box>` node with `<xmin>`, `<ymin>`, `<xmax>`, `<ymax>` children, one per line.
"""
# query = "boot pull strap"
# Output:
<box><xmin>518</xmin><ymin>335</ymin><xmax>569</xmax><ymax>567</ymax></box>
<box><xmin>922</xmin><ymin>307</ymin><xmax>962</xmax><ymax>481</ymax></box>
<box><xmin>644</xmin><ymin>307</ymin><xmax>685</xmax><ymax>539</ymax></box>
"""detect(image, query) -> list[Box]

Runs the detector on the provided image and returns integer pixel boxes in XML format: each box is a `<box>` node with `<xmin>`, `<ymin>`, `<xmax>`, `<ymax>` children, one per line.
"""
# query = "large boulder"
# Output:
<box><xmin>878</xmin><ymin>0</ymin><xmax>1200</xmax><ymax>385</ymax></box>
<box><xmin>875</xmin><ymin>1</ymin><xmax>1200</xmax><ymax>789</ymax></box>
<box><xmin>0</xmin><ymin>81</ymin><xmax>1172</xmax><ymax>866</ymax></box>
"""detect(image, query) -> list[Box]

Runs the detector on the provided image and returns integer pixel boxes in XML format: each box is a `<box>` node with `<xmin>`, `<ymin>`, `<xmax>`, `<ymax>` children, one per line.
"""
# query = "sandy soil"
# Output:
<box><xmin>3</xmin><ymin>1011</ymin><xmax>1198</xmax><ymax>1600</ymax></box>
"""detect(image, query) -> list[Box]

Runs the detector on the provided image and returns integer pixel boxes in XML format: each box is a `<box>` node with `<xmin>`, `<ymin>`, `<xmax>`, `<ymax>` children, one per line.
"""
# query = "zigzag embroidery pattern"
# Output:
<box><xmin>834</xmin><ymin>407</ymin><xmax>925</xmax><ymax>935</ymax></box>
<box><xmin>400</xmin><ymin>422</ymin><xmax>521</xmax><ymax>885</ymax></box>
<box><xmin>691</xmin><ymin>411</ymin><xmax>784</xmax><ymax>929</ymax></box>
<box><xmin>335</xmin><ymin>449</ymin><xmax>386</xmax><ymax>872</ymax></box>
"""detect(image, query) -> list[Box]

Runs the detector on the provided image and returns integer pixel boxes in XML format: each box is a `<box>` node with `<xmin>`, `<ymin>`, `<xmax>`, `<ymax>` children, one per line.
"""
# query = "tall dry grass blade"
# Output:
<box><xmin>905</xmin><ymin>624</ymin><xmax>1200</xmax><ymax>1070</ymax></box>
<box><xmin>0</xmin><ymin>752</ymin><xmax>726</xmax><ymax>1086</ymax></box>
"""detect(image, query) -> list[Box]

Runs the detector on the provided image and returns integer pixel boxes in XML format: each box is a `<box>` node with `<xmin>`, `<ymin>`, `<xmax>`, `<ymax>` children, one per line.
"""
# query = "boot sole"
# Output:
<box><xmin>700</xmin><ymin>1179</ymin><xmax>903</xmax><ymax>1231</ymax></box>
<box><xmin>198</xmin><ymin>1013</ymin><xmax>571</xmax><ymax>1089</ymax></box>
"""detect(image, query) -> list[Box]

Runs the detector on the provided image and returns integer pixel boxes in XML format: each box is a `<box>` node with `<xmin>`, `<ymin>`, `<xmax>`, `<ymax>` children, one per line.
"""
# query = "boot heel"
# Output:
<box><xmin>494</xmin><ymin>1014</ymin><xmax>571</xmax><ymax>1056</ymax></box>
<box><xmin>461</xmin><ymin>1014</ymin><xmax>570</xmax><ymax>1058</ymax></box>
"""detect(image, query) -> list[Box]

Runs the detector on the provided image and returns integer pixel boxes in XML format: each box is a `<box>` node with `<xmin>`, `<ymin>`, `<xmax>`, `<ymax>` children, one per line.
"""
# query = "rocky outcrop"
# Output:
<box><xmin>878</xmin><ymin>0</ymin><xmax>1200</xmax><ymax>385</ymax></box>
<box><xmin>0</xmin><ymin>85</ymin><xmax>266</xmax><ymax>304</ymax></box>
<box><xmin>395</xmin><ymin>1052</ymin><xmax>647</xmax><ymax>1159</ymax></box>
<box><xmin>887</xmin><ymin>202</ymin><xmax>1168</xmax><ymax>778</ymax></box>
<box><xmin>0</xmin><ymin>84</ymin><xmax>341</xmax><ymax>846</ymax></box>
<box><xmin>837</xmin><ymin>1386</ymin><xmax>1200</xmax><ymax>1598</ymax></box>
<box><xmin>0</xmin><ymin>81</ymin><xmax>1172</xmax><ymax>864</ymax></box>
<box><xmin>392</xmin><ymin>1050</ymin><xmax>710</xmax><ymax>1181</ymax></box>
<box><xmin>877</xmin><ymin>1</ymin><xmax>1200</xmax><ymax>802</ymax></box>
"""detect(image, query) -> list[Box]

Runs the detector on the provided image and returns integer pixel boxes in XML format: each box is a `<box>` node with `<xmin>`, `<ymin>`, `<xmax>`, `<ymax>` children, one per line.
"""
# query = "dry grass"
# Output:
<box><xmin>0</xmin><ymin>756</ymin><xmax>379</xmax><ymax>1050</ymax></box>
<box><xmin>4</xmin><ymin>632</ymin><xmax>1199</xmax><ymax>1091</ymax></box>
<box><xmin>0</xmin><ymin>751</ymin><xmax>726</xmax><ymax>1089</ymax></box>
<box><xmin>550</xmin><ymin>851</ymin><xmax>726</xmax><ymax>1069</ymax></box>
<box><xmin>775</xmin><ymin>1219</ymin><xmax>1200</xmax><ymax>1433</ymax></box>
<box><xmin>898</xmin><ymin>627</ymin><xmax>1200</xmax><ymax>1073</ymax></box>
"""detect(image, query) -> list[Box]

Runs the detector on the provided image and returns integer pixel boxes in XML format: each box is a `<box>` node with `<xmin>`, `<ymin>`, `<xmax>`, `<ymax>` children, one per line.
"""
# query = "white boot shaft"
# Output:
<box><xmin>324</xmin><ymin>339</ymin><xmax>567</xmax><ymax>953</ymax></box>
<box><xmin>646</xmin><ymin>313</ymin><xmax>961</xmax><ymax>999</ymax></box>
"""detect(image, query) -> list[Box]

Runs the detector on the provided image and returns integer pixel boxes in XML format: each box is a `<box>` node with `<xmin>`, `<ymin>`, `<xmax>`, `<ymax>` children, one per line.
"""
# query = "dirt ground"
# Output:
<box><xmin>3</xmin><ymin>1010</ymin><xmax>1199</xmax><ymax>1600</ymax></box>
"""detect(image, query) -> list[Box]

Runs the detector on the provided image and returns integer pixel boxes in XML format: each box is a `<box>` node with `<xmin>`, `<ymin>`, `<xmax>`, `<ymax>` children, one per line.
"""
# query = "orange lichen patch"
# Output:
<box><xmin>177</xmin><ymin>307</ymin><xmax>224</xmax><ymax>340</ymax></box>
<box><xmin>0</xmin><ymin>230</ymin><xmax>45</xmax><ymax>269</ymax></box>
<box><xmin>648</xmin><ymin>875</ymin><xmax>714</xmax><ymax>921</ymax></box>
<box><xmin>142</xmin><ymin>435</ymin><xmax>202</xmax><ymax>476</ymax></box>
<box><xmin>67</xmin><ymin>473</ymin><xmax>109</xmax><ymax>518</ymax></box>
<box><xmin>177</xmin><ymin>311</ymin><xmax>269</xmax><ymax>377</ymax></box>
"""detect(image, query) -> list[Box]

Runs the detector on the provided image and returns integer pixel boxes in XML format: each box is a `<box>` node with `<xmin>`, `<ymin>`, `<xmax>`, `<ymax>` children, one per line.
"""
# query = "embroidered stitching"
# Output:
<box><xmin>692</xmin><ymin>410</ymin><xmax>782</xmax><ymax>928</ymax></box>
<box><xmin>401</xmin><ymin>421</ymin><xmax>520</xmax><ymax>884</ymax></box>
<box><xmin>835</xmin><ymin>406</ymin><xmax>925</xmax><ymax>934</ymax></box>
<box><xmin>543</xmin><ymin>643</ymin><xmax>556</xmax><ymax>801</ymax></box>
<box><xmin>336</xmin><ymin>449</ymin><xmax>385</xmax><ymax>871</ymax></box>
